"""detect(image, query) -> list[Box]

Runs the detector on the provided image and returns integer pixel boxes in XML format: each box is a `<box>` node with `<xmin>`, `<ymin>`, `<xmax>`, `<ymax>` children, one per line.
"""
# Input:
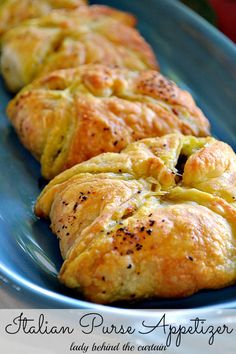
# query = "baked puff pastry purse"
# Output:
<box><xmin>0</xmin><ymin>5</ymin><xmax>155</xmax><ymax>92</ymax></box>
<box><xmin>35</xmin><ymin>134</ymin><xmax>236</xmax><ymax>304</ymax></box>
<box><xmin>7</xmin><ymin>65</ymin><xmax>210</xmax><ymax>179</ymax></box>
<box><xmin>0</xmin><ymin>0</ymin><xmax>88</xmax><ymax>37</ymax></box>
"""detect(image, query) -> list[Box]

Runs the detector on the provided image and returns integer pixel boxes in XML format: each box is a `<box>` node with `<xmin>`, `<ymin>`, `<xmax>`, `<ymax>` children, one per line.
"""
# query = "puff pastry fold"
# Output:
<box><xmin>35</xmin><ymin>134</ymin><xmax>236</xmax><ymax>304</ymax></box>
<box><xmin>7</xmin><ymin>65</ymin><xmax>210</xmax><ymax>179</ymax></box>
<box><xmin>0</xmin><ymin>5</ymin><xmax>155</xmax><ymax>91</ymax></box>
<box><xmin>0</xmin><ymin>0</ymin><xmax>87</xmax><ymax>36</ymax></box>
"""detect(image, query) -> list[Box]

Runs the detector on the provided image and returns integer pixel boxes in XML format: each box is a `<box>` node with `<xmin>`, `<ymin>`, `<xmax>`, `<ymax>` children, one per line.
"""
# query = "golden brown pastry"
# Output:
<box><xmin>0</xmin><ymin>6</ymin><xmax>154</xmax><ymax>92</ymax></box>
<box><xmin>7</xmin><ymin>65</ymin><xmax>210</xmax><ymax>179</ymax></box>
<box><xmin>0</xmin><ymin>0</ymin><xmax>87</xmax><ymax>37</ymax></box>
<box><xmin>35</xmin><ymin>133</ymin><xmax>236</xmax><ymax>304</ymax></box>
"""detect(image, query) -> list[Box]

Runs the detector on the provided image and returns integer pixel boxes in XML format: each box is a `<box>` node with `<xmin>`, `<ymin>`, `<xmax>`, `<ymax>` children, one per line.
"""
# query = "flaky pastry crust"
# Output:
<box><xmin>0</xmin><ymin>0</ymin><xmax>87</xmax><ymax>37</ymax></box>
<box><xmin>0</xmin><ymin>6</ymin><xmax>154</xmax><ymax>91</ymax></box>
<box><xmin>7</xmin><ymin>65</ymin><xmax>210</xmax><ymax>179</ymax></box>
<box><xmin>35</xmin><ymin>134</ymin><xmax>236</xmax><ymax>304</ymax></box>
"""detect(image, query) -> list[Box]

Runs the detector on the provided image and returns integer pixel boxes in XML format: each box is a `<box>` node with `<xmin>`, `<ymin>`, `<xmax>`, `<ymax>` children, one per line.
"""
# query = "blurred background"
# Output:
<box><xmin>181</xmin><ymin>0</ymin><xmax>236</xmax><ymax>42</ymax></box>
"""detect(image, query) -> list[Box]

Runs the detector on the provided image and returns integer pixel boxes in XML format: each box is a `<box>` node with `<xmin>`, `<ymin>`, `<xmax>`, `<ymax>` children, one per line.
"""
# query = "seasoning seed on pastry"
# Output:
<box><xmin>7</xmin><ymin>65</ymin><xmax>210</xmax><ymax>179</ymax></box>
<box><xmin>35</xmin><ymin>134</ymin><xmax>236</xmax><ymax>304</ymax></box>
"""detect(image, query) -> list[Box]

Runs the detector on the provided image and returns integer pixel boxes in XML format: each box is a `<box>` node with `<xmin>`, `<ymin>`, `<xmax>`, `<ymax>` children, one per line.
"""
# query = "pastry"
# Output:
<box><xmin>35</xmin><ymin>133</ymin><xmax>236</xmax><ymax>304</ymax></box>
<box><xmin>7</xmin><ymin>64</ymin><xmax>210</xmax><ymax>179</ymax></box>
<box><xmin>0</xmin><ymin>0</ymin><xmax>87</xmax><ymax>37</ymax></box>
<box><xmin>0</xmin><ymin>6</ymin><xmax>154</xmax><ymax>91</ymax></box>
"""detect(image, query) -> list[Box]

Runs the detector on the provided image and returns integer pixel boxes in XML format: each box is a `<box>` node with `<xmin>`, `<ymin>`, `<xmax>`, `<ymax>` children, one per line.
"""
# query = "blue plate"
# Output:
<box><xmin>0</xmin><ymin>0</ymin><xmax>236</xmax><ymax>310</ymax></box>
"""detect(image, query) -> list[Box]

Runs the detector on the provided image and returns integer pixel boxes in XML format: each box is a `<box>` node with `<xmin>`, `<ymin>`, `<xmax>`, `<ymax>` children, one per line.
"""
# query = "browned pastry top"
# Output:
<box><xmin>35</xmin><ymin>134</ymin><xmax>236</xmax><ymax>304</ymax></box>
<box><xmin>0</xmin><ymin>0</ymin><xmax>88</xmax><ymax>36</ymax></box>
<box><xmin>0</xmin><ymin>5</ymin><xmax>156</xmax><ymax>91</ymax></box>
<box><xmin>7</xmin><ymin>65</ymin><xmax>210</xmax><ymax>179</ymax></box>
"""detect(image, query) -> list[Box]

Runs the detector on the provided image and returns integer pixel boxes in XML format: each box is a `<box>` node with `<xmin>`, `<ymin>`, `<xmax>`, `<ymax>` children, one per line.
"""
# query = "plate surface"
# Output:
<box><xmin>0</xmin><ymin>0</ymin><xmax>236</xmax><ymax>311</ymax></box>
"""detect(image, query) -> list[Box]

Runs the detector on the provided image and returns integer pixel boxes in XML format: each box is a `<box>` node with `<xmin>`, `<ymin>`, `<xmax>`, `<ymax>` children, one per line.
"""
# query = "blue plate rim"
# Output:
<box><xmin>1</xmin><ymin>0</ymin><xmax>236</xmax><ymax>312</ymax></box>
